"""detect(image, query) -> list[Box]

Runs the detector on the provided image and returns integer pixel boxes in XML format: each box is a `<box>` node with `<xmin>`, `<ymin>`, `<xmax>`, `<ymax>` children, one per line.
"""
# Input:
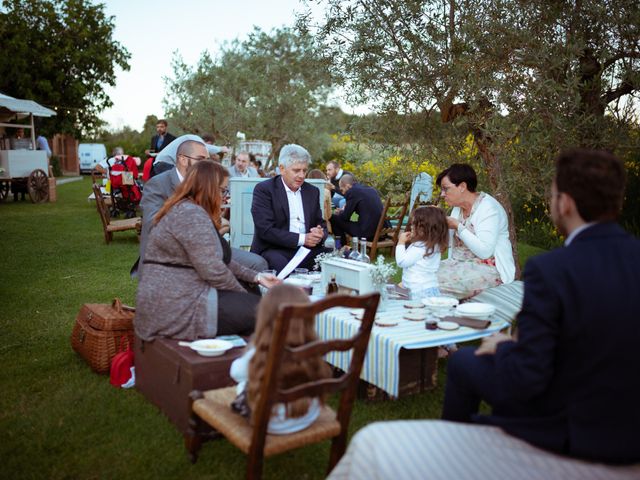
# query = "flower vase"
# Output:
<box><xmin>377</xmin><ymin>284</ymin><xmax>389</xmax><ymax>312</ymax></box>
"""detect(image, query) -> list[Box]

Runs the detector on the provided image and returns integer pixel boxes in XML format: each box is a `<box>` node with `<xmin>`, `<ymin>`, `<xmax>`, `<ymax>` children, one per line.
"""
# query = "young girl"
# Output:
<box><xmin>395</xmin><ymin>206</ymin><xmax>449</xmax><ymax>299</ymax></box>
<box><xmin>230</xmin><ymin>284</ymin><xmax>332</xmax><ymax>435</ymax></box>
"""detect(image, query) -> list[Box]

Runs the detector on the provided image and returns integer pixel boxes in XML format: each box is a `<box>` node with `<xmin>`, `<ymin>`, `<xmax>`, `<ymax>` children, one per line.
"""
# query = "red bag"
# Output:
<box><xmin>110</xmin><ymin>337</ymin><xmax>134</xmax><ymax>388</ymax></box>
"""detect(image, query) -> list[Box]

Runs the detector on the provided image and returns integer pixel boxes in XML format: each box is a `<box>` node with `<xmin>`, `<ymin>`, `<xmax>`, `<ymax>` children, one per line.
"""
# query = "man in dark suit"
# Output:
<box><xmin>442</xmin><ymin>148</ymin><xmax>640</xmax><ymax>464</ymax></box>
<box><xmin>330</xmin><ymin>174</ymin><xmax>385</xmax><ymax>246</ymax></box>
<box><xmin>146</xmin><ymin>119</ymin><xmax>176</xmax><ymax>155</ymax></box>
<box><xmin>251</xmin><ymin>144</ymin><xmax>331</xmax><ymax>273</ymax></box>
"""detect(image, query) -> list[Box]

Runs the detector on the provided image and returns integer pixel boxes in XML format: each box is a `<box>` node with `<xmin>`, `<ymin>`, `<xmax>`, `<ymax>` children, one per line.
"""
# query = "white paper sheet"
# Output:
<box><xmin>277</xmin><ymin>246</ymin><xmax>311</xmax><ymax>279</ymax></box>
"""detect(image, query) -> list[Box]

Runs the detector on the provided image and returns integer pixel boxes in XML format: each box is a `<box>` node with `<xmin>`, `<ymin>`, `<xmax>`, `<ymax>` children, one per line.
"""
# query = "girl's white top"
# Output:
<box><xmin>395</xmin><ymin>241</ymin><xmax>441</xmax><ymax>293</ymax></box>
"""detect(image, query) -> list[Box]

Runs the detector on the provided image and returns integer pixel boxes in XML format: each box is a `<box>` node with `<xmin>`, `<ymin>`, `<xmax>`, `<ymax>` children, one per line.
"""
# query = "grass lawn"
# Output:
<box><xmin>0</xmin><ymin>177</ymin><xmax>546</xmax><ymax>479</ymax></box>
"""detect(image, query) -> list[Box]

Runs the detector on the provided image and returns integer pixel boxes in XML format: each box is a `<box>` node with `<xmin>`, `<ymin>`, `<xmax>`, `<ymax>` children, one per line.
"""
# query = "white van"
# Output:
<box><xmin>78</xmin><ymin>143</ymin><xmax>107</xmax><ymax>173</ymax></box>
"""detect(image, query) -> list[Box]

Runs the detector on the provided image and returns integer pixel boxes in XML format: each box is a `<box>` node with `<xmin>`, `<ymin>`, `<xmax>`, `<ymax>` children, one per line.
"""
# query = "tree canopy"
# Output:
<box><xmin>0</xmin><ymin>0</ymin><xmax>130</xmax><ymax>136</ymax></box>
<box><xmin>299</xmin><ymin>0</ymin><xmax>640</xmax><ymax>272</ymax></box>
<box><xmin>164</xmin><ymin>27</ymin><xmax>335</xmax><ymax>165</ymax></box>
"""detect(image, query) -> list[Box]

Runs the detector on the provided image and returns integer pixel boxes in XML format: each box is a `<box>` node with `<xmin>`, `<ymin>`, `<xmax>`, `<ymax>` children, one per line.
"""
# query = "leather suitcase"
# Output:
<box><xmin>134</xmin><ymin>336</ymin><xmax>247</xmax><ymax>434</ymax></box>
<box><xmin>71</xmin><ymin>298</ymin><xmax>135</xmax><ymax>374</ymax></box>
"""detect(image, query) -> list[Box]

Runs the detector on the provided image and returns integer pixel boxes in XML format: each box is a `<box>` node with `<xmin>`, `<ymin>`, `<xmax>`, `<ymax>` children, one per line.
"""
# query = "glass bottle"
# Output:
<box><xmin>348</xmin><ymin>237</ymin><xmax>360</xmax><ymax>261</ymax></box>
<box><xmin>324</xmin><ymin>233</ymin><xmax>336</xmax><ymax>251</ymax></box>
<box><xmin>360</xmin><ymin>238</ymin><xmax>370</xmax><ymax>263</ymax></box>
<box><xmin>327</xmin><ymin>275</ymin><xmax>339</xmax><ymax>295</ymax></box>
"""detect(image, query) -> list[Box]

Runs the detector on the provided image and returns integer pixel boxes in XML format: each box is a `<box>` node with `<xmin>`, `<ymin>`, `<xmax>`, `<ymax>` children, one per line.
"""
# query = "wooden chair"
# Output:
<box><xmin>185</xmin><ymin>293</ymin><xmax>380</xmax><ymax>479</ymax></box>
<box><xmin>365</xmin><ymin>192</ymin><xmax>410</xmax><ymax>260</ymax></box>
<box><xmin>91</xmin><ymin>183</ymin><xmax>141</xmax><ymax>244</ymax></box>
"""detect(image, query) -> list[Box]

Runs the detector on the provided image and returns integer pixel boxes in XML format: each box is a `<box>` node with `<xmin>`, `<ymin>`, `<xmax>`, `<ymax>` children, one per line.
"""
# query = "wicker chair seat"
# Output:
<box><xmin>193</xmin><ymin>386</ymin><xmax>341</xmax><ymax>457</ymax></box>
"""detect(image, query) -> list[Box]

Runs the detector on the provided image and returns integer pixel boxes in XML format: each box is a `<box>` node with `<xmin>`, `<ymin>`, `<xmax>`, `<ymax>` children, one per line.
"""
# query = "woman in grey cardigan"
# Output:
<box><xmin>135</xmin><ymin>159</ymin><xmax>279</xmax><ymax>341</ymax></box>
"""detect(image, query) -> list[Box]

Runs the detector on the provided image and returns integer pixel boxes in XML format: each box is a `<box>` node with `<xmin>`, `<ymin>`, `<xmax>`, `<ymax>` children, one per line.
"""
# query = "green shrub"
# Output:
<box><xmin>49</xmin><ymin>155</ymin><xmax>63</xmax><ymax>177</ymax></box>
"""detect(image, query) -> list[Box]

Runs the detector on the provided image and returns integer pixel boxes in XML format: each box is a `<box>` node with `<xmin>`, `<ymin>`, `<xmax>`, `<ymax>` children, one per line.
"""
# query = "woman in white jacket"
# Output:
<box><xmin>435</xmin><ymin>164</ymin><xmax>515</xmax><ymax>299</ymax></box>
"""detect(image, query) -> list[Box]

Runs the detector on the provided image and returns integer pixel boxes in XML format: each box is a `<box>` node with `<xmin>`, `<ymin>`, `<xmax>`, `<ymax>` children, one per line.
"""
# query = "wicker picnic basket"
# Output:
<box><xmin>71</xmin><ymin>298</ymin><xmax>135</xmax><ymax>374</ymax></box>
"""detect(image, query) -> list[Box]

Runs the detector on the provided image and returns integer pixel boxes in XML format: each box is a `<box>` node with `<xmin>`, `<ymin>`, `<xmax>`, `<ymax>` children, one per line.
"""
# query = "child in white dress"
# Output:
<box><xmin>395</xmin><ymin>206</ymin><xmax>449</xmax><ymax>299</ymax></box>
<box><xmin>230</xmin><ymin>284</ymin><xmax>331</xmax><ymax>435</ymax></box>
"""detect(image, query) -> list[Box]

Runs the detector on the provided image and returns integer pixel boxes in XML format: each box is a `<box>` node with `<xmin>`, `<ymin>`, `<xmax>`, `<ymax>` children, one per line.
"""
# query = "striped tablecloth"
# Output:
<box><xmin>315</xmin><ymin>300</ymin><xmax>509</xmax><ymax>398</ymax></box>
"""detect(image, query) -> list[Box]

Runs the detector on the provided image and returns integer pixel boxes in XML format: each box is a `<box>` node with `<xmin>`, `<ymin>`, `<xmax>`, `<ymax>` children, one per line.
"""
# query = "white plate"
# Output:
<box><xmin>437</xmin><ymin>321</ymin><xmax>459</xmax><ymax>331</ymax></box>
<box><xmin>404</xmin><ymin>301</ymin><xmax>425</xmax><ymax>309</ymax></box>
<box><xmin>189</xmin><ymin>339</ymin><xmax>234</xmax><ymax>357</ymax></box>
<box><xmin>404</xmin><ymin>312</ymin><xmax>427</xmax><ymax>321</ymax></box>
<box><xmin>306</xmin><ymin>273</ymin><xmax>322</xmax><ymax>282</ymax></box>
<box><xmin>422</xmin><ymin>296</ymin><xmax>459</xmax><ymax>308</ymax></box>
<box><xmin>375</xmin><ymin>318</ymin><xmax>398</xmax><ymax>327</ymax></box>
<box><xmin>456</xmin><ymin>303</ymin><xmax>496</xmax><ymax>319</ymax></box>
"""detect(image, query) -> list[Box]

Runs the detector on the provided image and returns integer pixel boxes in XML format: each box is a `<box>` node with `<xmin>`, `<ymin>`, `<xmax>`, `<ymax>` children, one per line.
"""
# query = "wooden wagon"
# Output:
<box><xmin>0</xmin><ymin>92</ymin><xmax>56</xmax><ymax>203</ymax></box>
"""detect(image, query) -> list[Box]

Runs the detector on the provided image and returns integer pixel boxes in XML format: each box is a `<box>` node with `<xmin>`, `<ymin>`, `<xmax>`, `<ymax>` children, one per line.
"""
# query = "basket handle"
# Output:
<box><xmin>112</xmin><ymin>298</ymin><xmax>136</xmax><ymax>313</ymax></box>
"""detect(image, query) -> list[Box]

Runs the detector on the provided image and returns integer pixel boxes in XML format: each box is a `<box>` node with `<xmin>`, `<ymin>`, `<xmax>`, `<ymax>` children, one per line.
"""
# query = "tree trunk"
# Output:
<box><xmin>474</xmin><ymin>136</ymin><xmax>522</xmax><ymax>279</ymax></box>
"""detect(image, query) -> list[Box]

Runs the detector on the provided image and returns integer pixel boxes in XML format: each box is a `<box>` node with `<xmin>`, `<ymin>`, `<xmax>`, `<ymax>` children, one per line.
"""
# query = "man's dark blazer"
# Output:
<box><xmin>331</xmin><ymin>183</ymin><xmax>384</xmax><ymax>240</ymax></box>
<box><xmin>250</xmin><ymin>176</ymin><xmax>326</xmax><ymax>255</ymax></box>
<box><xmin>150</xmin><ymin>132</ymin><xmax>176</xmax><ymax>153</ymax></box>
<box><xmin>480</xmin><ymin>222</ymin><xmax>640</xmax><ymax>464</ymax></box>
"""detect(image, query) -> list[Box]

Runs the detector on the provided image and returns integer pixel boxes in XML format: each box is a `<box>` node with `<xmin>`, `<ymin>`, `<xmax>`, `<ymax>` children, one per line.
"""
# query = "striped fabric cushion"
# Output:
<box><xmin>469</xmin><ymin>280</ymin><xmax>524</xmax><ymax>324</ymax></box>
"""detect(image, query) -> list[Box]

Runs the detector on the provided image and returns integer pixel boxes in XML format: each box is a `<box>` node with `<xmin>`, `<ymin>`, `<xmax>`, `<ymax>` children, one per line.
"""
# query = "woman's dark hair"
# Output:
<box><xmin>555</xmin><ymin>149</ymin><xmax>626</xmax><ymax>222</ymax></box>
<box><xmin>436</xmin><ymin>163</ymin><xmax>478</xmax><ymax>192</ymax></box>
<box><xmin>409</xmin><ymin>206</ymin><xmax>449</xmax><ymax>256</ymax></box>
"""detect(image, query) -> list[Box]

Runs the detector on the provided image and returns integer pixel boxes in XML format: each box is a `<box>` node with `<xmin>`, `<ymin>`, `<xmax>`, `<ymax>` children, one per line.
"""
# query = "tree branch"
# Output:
<box><xmin>602</xmin><ymin>51</ymin><xmax>640</xmax><ymax>71</ymax></box>
<box><xmin>603</xmin><ymin>79</ymin><xmax>638</xmax><ymax>104</ymax></box>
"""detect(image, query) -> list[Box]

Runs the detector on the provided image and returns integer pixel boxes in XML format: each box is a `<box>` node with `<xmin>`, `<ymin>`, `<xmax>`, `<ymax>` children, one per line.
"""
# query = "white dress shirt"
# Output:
<box><xmin>281</xmin><ymin>178</ymin><xmax>306</xmax><ymax>246</ymax></box>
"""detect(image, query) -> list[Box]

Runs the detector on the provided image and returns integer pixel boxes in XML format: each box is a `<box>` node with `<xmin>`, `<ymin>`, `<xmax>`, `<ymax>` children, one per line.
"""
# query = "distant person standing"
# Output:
<box><xmin>143</xmin><ymin>119</ymin><xmax>176</xmax><ymax>180</ymax></box>
<box><xmin>36</xmin><ymin>135</ymin><xmax>51</xmax><ymax>159</ymax></box>
<box><xmin>147</xmin><ymin>119</ymin><xmax>176</xmax><ymax>156</ymax></box>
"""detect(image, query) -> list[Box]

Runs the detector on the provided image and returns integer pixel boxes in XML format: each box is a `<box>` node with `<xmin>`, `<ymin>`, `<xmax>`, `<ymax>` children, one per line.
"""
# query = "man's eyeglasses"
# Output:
<box><xmin>179</xmin><ymin>154</ymin><xmax>208</xmax><ymax>163</ymax></box>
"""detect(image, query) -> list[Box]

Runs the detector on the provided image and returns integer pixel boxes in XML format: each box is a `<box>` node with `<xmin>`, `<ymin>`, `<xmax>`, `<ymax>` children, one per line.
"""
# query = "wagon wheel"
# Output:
<box><xmin>28</xmin><ymin>169</ymin><xmax>49</xmax><ymax>203</ymax></box>
<box><xmin>0</xmin><ymin>180</ymin><xmax>9</xmax><ymax>202</ymax></box>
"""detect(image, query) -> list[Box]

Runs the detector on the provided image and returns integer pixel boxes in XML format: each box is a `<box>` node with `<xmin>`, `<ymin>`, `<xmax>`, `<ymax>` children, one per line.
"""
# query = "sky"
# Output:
<box><xmin>100</xmin><ymin>0</ymin><xmax>314</xmax><ymax>131</ymax></box>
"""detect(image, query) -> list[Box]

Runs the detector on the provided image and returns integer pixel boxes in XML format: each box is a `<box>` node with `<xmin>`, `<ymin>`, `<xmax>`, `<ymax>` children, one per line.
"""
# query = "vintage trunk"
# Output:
<box><xmin>134</xmin><ymin>336</ymin><xmax>247</xmax><ymax>434</ymax></box>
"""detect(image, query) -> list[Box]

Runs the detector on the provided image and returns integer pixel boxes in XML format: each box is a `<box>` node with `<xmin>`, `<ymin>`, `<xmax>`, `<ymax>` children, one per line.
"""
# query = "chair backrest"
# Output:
<box><xmin>367</xmin><ymin>193</ymin><xmax>410</xmax><ymax>259</ymax></box>
<box><xmin>92</xmin><ymin>183</ymin><xmax>110</xmax><ymax>229</ymax></box>
<box><xmin>248</xmin><ymin>293</ymin><xmax>380</xmax><ymax>463</ymax></box>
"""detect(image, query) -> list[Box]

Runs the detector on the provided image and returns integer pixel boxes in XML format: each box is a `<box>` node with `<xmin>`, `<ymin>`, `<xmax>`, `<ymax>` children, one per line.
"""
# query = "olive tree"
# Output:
<box><xmin>164</xmin><ymin>27</ymin><xmax>334</xmax><ymax>166</ymax></box>
<box><xmin>299</xmin><ymin>0</ymin><xmax>640</xmax><ymax>271</ymax></box>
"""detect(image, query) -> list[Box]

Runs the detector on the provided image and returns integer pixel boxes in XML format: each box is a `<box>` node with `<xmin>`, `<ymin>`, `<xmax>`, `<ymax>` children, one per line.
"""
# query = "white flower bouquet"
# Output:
<box><xmin>369</xmin><ymin>255</ymin><xmax>397</xmax><ymax>286</ymax></box>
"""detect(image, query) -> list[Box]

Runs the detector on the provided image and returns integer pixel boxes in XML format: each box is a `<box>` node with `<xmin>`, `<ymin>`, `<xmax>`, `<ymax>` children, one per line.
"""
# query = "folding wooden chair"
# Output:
<box><xmin>185</xmin><ymin>293</ymin><xmax>380</xmax><ymax>479</ymax></box>
<box><xmin>365</xmin><ymin>192</ymin><xmax>410</xmax><ymax>260</ymax></box>
<box><xmin>91</xmin><ymin>183</ymin><xmax>141</xmax><ymax>244</ymax></box>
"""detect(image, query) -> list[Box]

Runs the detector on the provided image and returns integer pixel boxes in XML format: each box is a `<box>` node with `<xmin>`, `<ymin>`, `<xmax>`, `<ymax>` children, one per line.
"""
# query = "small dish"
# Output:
<box><xmin>403</xmin><ymin>301</ymin><xmax>425</xmax><ymax>309</ymax></box>
<box><xmin>375</xmin><ymin>318</ymin><xmax>398</xmax><ymax>327</ymax></box>
<box><xmin>421</xmin><ymin>296</ymin><xmax>460</xmax><ymax>309</ymax></box>
<box><xmin>189</xmin><ymin>339</ymin><xmax>234</xmax><ymax>357</ymax></box>
<box><xmin>436</xmin><ymin>321</ymin><xmax>459</xmax><ymax>331</ymax></box>
<box><xmin>404</xmin><ymin>312</ymin><xmax>427</xmax><ymax>321</ymax></box>
<box><xmin>456</xmin><ymin>303</ymin><xmax>496</xmax><ymax>320</ymax></box>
